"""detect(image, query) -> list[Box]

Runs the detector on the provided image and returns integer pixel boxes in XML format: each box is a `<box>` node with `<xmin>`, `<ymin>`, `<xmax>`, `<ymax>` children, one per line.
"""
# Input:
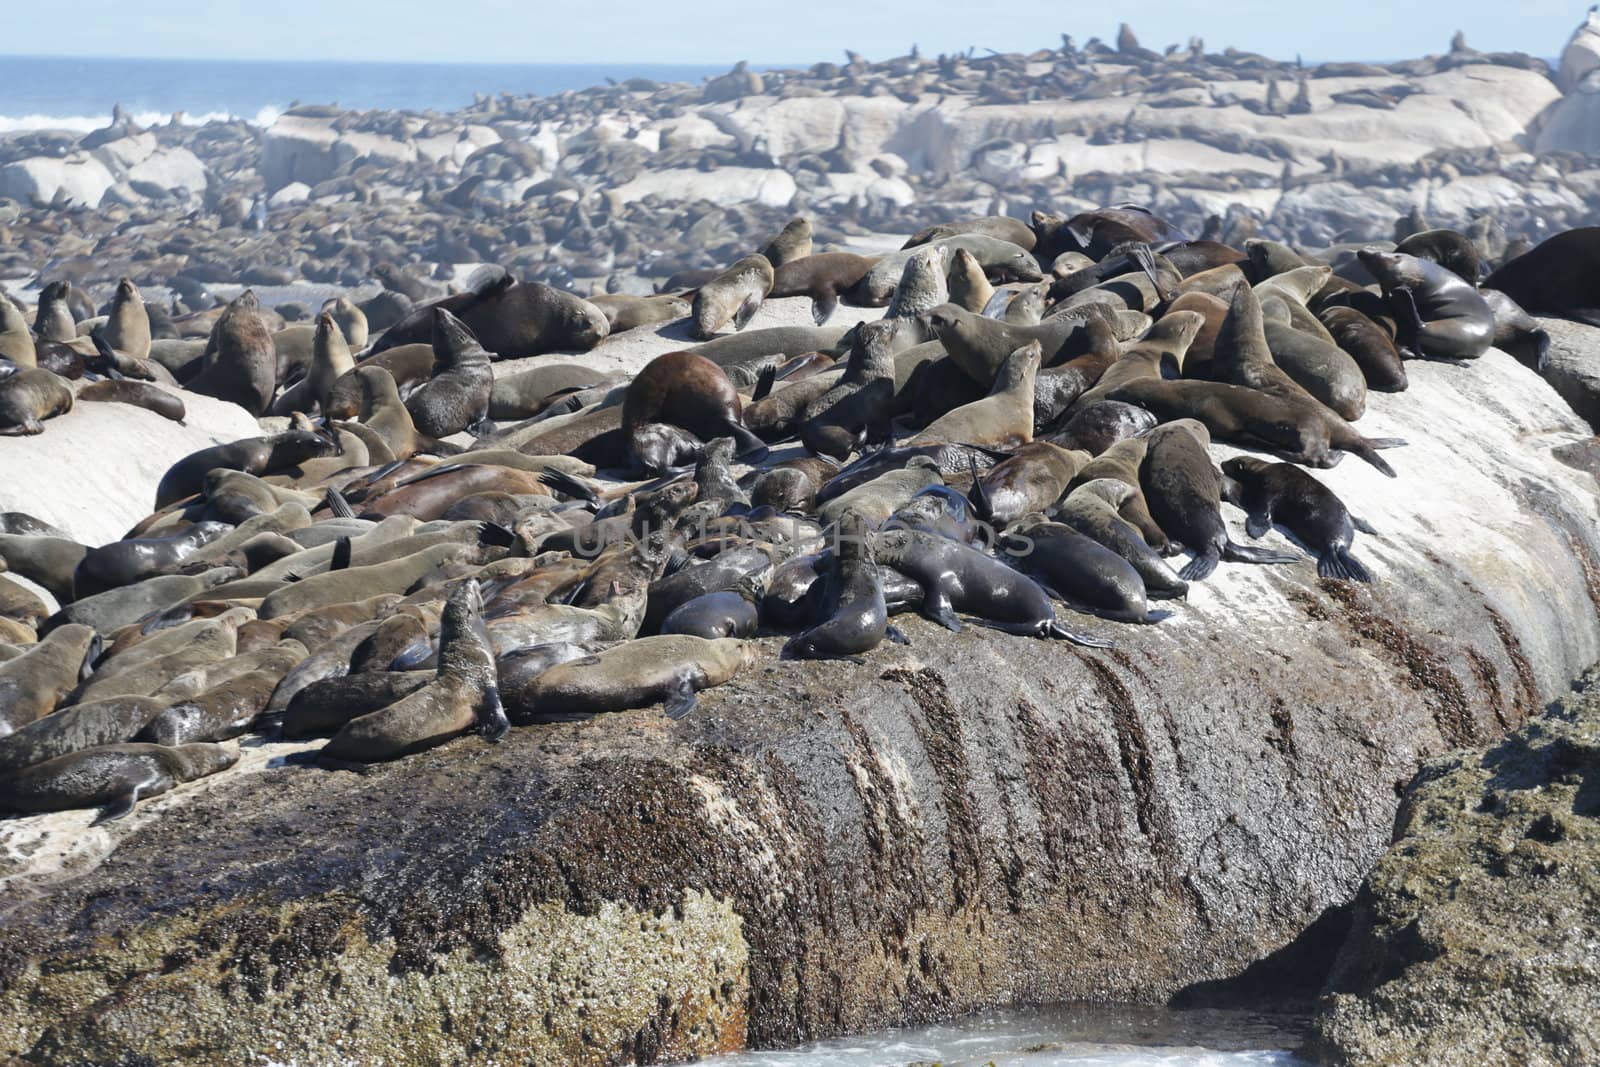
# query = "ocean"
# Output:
<box><xmin>0</xmin><ymin>55</ymin><xmax>735</xmax><ymax>133</ymax></box>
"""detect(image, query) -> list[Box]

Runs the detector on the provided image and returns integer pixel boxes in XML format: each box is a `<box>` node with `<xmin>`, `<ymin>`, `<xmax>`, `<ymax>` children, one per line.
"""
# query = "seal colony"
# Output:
<box><xmin>0</xmin><ymin>203</ymin><xmax>1585</xmax><ymax>820</ymax></box>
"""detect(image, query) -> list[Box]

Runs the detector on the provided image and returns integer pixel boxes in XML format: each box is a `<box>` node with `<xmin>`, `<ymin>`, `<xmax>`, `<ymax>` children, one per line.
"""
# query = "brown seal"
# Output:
<box><xmin>372</xmin><ymin>279</ymin><xmax>609</xmax><ymax>358</ymax></box>
<box><xmin>188</xmin><ymin>290</ymin><xmax>276</xmax><ymax>415</ymax></box>
<box><xmin>759</xmin><ymin>217</ymin><xmax>814</xmax><ymax>267</ymax></box>
<box><xmin>0</xmin><ymin>294</ymin><xmax>37</xmax><ymax>368</ymax></box>
<box><xmin>967</xmin><ymin>441</ymin><xmax>1091</xmax><ymax>529</ymax></box>
<box><xmin>622</xmin><ymin>351</ymin><xmax>767</xmax><ymax>473</ymax></box>
<box><xmin>691</xmin><ymin>254</ymin><xmax>775</xmax><ymax>339</ymax></box>
<box><xmin>77</xmin><ymin>380</ymin><xmax>187</xmax><ymax>422</ymax></box>
<box><xmin>1318</xmin><ymin>306</ymin><xmax>1407</xmax><ymax>392</ymax></box>
<box><xmin>105</xmin><ymin>277</ymin><xmax>152</xmax><ymax>361</ymax></box>
<box><xmin>0</xmin><ymin>368</ymin><xmax>72</xmax><ymax>435</ymax></box>
<box><xmin>909</xmin><ymin>342</ymin><xmax>1040</xmax><ymax>447</ymax></box>
<box><xmin>0</xmin><ymin>741</ymin><xmax>238</xmax><ymax>820</ymax></box>
<box><xmin>404</xmin><ymin>309</ymin><xmax>494</xmax><ymax>438</ymax></box>
<box><xmin>1483</xmin><ymin>227</ymin><xmax>1600</xmax><ymax>327</ymax></box>
<box><xmin>506</xmin><ymin>635</ymin><xmax>754</xmax><ymax>723</ymax></box>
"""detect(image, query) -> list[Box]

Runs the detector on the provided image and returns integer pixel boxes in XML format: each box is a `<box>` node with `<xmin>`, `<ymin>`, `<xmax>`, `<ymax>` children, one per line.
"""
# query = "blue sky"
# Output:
<box><xmin>5</xmin><ymin>0</ymin><xmax>1591</xmax><ymax>65</ymax></box>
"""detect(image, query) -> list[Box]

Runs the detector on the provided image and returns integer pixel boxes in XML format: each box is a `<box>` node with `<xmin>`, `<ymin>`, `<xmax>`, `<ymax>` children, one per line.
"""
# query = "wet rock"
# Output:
<box><xmin>1311</xmin><ymin>671</ymin><xmax>1600</xmax><ymax>1066</ymax></box>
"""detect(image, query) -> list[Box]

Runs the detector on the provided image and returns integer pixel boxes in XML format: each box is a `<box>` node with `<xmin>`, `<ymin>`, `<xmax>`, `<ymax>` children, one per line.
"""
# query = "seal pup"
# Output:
<box><xmin>691</xmin><ymin>253</ymin><xmax>775</xmax><ymax>339</ymax></box>
<box><xmin>321</xmin><ymin>579</ymin><xmax>507</xmax><ymax>761</ymax></box>
<box><xmin>1003</xmin><ymin>516</ymin><xmax>1161</xmax><ymax>624</ymax></box>
<box><xmin>1358</xmin><ymin>249</ymin><xmax>1493</xmax><ymax>361</ymax></box>
<box><xmin>73</xmin><ymin>521</ymin><xmax>232</xmax><ymax>599</ymax></box>
<box><xmin>405</xmin><ymin>309</ymin><xmax>494</xmax><ymax>437</ymax></box>
<box><xmin>798</xmin><ymin>320</ymin><xmax>899</xmax><ymax>459</ymax></box>
<box><xmin>784</xmin><ymin>517</ymin><xmax>902</xmax><ymax>660</ymax></box>
<box><xmin>1139</xmin><ymin>420</ymin><xmax>1300</xmax><ymax>581</ymax></box>
<box><xmin>188</xmin><ymin>290</ymin><xmax>276</xmax><ymax>415</ymax></box>
<box><xmin>662</xmin><ymin>580</ymin><xmax>762</xmax><ymax>641</ymax></box>
<box><xmin>34</xmin><ymin>281</ymin><xmax>76</xmax><ymax>343</ymax></box>
<box><xmin>0</xmin><ymin>742</ymin><xmax>238</xmax><ymax>821</ymax></box>
<box><xmin>1318</xmin><ymin>306</ymin><xmax>1407</xmax><ymax>392</ymax></box>
<box><xmin>0</xmin><ymin>368</ymin><xmax>72</xmax><ymax>435</ymax></box>
<box><xmin>946</xmin><ymin>247</ymin><xmax>996</xmax><ymax>313</ymax></box>
<box><xmin>506</xmin><ymin>634</ymin><xmax>754</xmax><ymax>722</ymax></box>
<box><xmin>968</xmin><ymin>441</ymin><xmax>1091</xmax><ymax>530</ymax></box>
<box><xmin>1221</xmin><ymin>457</ymin><xmax>1375</xmax><ymax>582</ymax></box>
<box><xmin>886</xmin><ymin>244</ymin><xmax>950</xmax><ymax>320</ymax></box>
<box><xmin>77</xmin><ymin>379</ymin><xmax>187</xmax><ymax>422</ymax></box>
<box><xmin>270</xmin><ymin>308</ymin><xmax>355</xmax><ymax>416</ymax></box>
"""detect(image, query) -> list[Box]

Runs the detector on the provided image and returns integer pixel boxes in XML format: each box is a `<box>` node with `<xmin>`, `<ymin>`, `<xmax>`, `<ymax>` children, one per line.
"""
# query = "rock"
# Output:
<box><xmin>1558</xmin><ymin>8</ymin><xmax>1600</xmax><ymax>92</ymax></box>
<box><xmin>1538</xmin><ymin>317</ymin><xmax>1600</xmax><ymax>431</ymax></box>
<box><xmin>1</xmin><ymin>309</ymin><xmax>1597</xmax><ymax>1064</ymax></box>
<box><xmin>0</xmin><ymin>154</ymin><xmax>116</xmax><ymax>208</ymax></box>
<box><xmin>260</xmin><ymin>113</ymin><xmax>341</xmax><ymax>191</ymax></box>
<box><xmin>1311</xmin><ymin>672</ymin><xmax>1600</xmax><ymax>1066</ymax></box>
<box><xmin>126</xmin><ymin>147</ymin><xmax>208</xmax><ymax>197</ymax></box>
<box><xmin>1534</xmin><ymin>73</ymin><xmax>1600</xmax><ymax>156</ymax></box>
<box><xmin>609</xmin><ymin>167</ymin><xmax>797</xmax><ymax>208</ymax></box>
<box><xmin>268</xmin><ymin>182</ymin><xmax>311</xmax><ymax>207</ymax></box>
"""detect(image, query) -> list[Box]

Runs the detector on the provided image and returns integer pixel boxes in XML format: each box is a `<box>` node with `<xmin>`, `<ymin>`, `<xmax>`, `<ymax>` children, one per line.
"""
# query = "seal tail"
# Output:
<box><xmin>324</xmin><ymin>488</ymin><xmax>356</xmax><ymax>519</ymax></box>
<box><xmin>539</xmin><ymin>468</ymin><xmax>600</xmax><ymax>504</ymax></box>
<box><xmin>1319</xmin><ymin>548</ymin><xmax>1374</xmax><ymax>583</ymax></box>
<box><xmin>1222</xmin><ymin>541</ymin><xmax>1302</xmax><ymax>567</ymax></box>
<box><xmin>1352</xmin><ymin>516</ymin><xmax>1378</xmax><ymax>536</ymax></box>
<box><xmin>965</xmin><ymin>455</ymin><xmax>992</xmax><ymax>522</ymax></box>
<box><xmin>751</xmin><ymin>364</ymin><xmax>777</xmax><ymax>403</ymax></box>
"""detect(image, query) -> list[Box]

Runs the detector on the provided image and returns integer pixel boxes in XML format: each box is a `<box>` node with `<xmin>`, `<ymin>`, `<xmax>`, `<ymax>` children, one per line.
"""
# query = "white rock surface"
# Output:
<box><xmin>0</xmin><ymin>154</ymin><xmax>115</xmax><ymax>208</ymax></box>
<box><xmin>608</xmin><ymin>167</ymin><xmax>797</xmax><ymax>207</ymax></box>
<box><xmin>0</xmin><ymin>386</ymin><xmax>259</xmax><ymax>547</ymax></box>
<box><xmin>1558</xmin><ymin>8</ymin><xmax>1600</xmax><ymax>91</ymax></box>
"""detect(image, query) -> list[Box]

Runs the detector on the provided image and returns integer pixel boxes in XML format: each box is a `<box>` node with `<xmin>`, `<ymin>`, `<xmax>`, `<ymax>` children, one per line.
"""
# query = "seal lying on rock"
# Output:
<box><xmin>0</xmin><ymin>742</ymin><xmax>239</xmax><ymax>822</ymax></box>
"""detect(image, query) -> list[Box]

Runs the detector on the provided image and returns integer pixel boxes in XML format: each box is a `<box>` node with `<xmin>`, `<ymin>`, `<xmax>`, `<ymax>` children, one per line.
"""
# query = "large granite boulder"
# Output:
<box><xmin>1311</xmin><ymin>672</ymin><xmax>1600</xmax><ymax>1066</ymax></box>
<box><xmin>0</xmin><ymin>321</ymin><xmax>1596</xmax><ymax>1064</ymax></box>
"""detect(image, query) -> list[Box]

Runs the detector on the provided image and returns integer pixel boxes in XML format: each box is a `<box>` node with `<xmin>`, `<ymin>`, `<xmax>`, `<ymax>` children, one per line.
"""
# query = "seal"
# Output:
<box><xmin>0</xmin><ymin>294</ymin><xmax>37</xmax><ymax>368</ymax></box>
<box><xmin>1043</xmin><ymin>400</ymin><xmax>1156</xmax><ymax>455</ymax></box>
<box><xmin>1480</xmin><ymin>289</ymin><xmax>1552</xmax><ymax>372</ymax></box>
<box><xmin>587</xmin><ymin>293</ymin><xmax>691</xmax><ymax>333</ymax></box>
<box><xmin>868</xmin><ymin>527</ymin><xmax>1112</xmax><ymax>645</ymax></box>
<box><xmin>258</xmin><ymin>543</ymin><xmax>476</xmax><ymax>620</ymax></box>
<box><xmin>33</xmin><ymin>281</ymin><xmax>76</xmax><ymax>343</ymax></box>
<box><xmin>279</xmin><ymin>671</ymin><xmax>432</xmax><ymax>738</ymax></box>
<box><xmin>1317</xmin><ymin>305</ymin><xmax>1407</xmax><ymax>392</ymax></box>
<box><xmin>0</xmin><ymin>741</ymin><xmax>238</xmax><ymax>821</ymax></box>
<box><xmin>769</xmin><ymin>253</ymin><xmax>876</xmax><ymax>325</ymax></box>
<box><xmin>0</xmin><ymin>695</ymin><xmax>165</xmax><ymax>773</ymax></box>
<box><xmin>1068</xmin><ymin>436</ymin><xmax>1168</xmax><ymax>550</ymax></box>
<box><xmin>946</xmin><ymin>247</ymin><xmax>996</xmax><ymax>313</ymax></box>
<box><xmin>77</xmin><ymin>379</ymin><xmax>187</xmax><ymax>422</ymax></box>
<box><xmin>1003</xmin><ymin>516</ymin><xmax>1162</xmax><ymax>623</ymax></box>
<box><xmin>1358</xmin><ymin>248</ymin><xmax>1493</xmax><ymax>360</ymax></box>
<box><xmin>344</xmin><ymin>365</ymin><xmax>418</xmax><ymax>461</ymax></box>
<box><xmin>760</xmin><ymin>217</ymin><xmax>814</xmax><ymax>268</ymax></box>
<box><xmin>156</xmin><ymin>429</ymin><xmax>337</xmax><ymax>508</ymax></box>
<box><xmin>661</xmin><ymin>580</ymin><xmax>762</xmax><ymax>640</ymax></box>
<box><xmin>1259</xmin><ymin>298</ymin><xmax>1367</xmax><ymax>420</ymax></box>
<box><xmin>74</xmin><ymin>520</ymin><xmax>232</xmax><ymax>599</ymax></box>
<box><xmin>372</xmin><ymin>280</ymin><xmax>609</xmax><ymax>359</ymax></box>
<box><xmin>1069</xmin><ymin>310</ymin><xmax>1204</xmax><ymax>413</ymax></box>
<box><xmin>924</xmin><ymin>303</ymin><xmax>1100</xmax><ymax>385</ymax></box>
<box><xmin>691</xmin><ymin>253</ymin><xmax>775</xmax><ymax>339</ymax></box>
<box><xmin>905</xmin><ymin>215</ymin><xmax>1037</xmax><ymax>251</ymax></box>
<box><xmin>886</xmin><ymin>244</ymin><xmax>949</xmax><ymax>320</ymax></box>
<box><xmin>622</xmin><ymin>351</ymin><xmax>767</xmax><ymax>473</ymax></box>
<box><xmin>967</xmin><ymin>440</ymin><xmax>1091</xmax><ymax>529</ymax></box>
<box><xmin>915</xmin><ymin>340</ymin><xmax>1036</xmax><ymax>444</ymax></box>
<box><xmin>321</xmin><ymin>579</ymin><xmax>507</xmax><ymax>762</ymax></box>
<box><xmin>1221</xmin><ymin>456</ymin><xmax>1376</xmax><ymax>582</ymax></box>
<box><xmin>1057</xmin><ymin>479</ymin><xmax>1189</xmax><ymax>599</ymax></box>
<box><xmin>798</xmin><ymin>320</ymin><xmax>899</xmax><ymax>458</ymax></box>
<box><xmin>75</xmin><ymin>614</ymin><xmax>241</xmax><ymax>703</ymax></box>
<box><xmin>137</xmin><ymin>642</ymin><xmax>306</xmax><ymax>745</ymax></box>
<box><xmin>860</xmin><ymin>235</ymin><xmax>1041</xmax><ymax>305</ymax></box>
<box><xmin>48</xmin><ymin>566</ymin><xmax>241</xmax><ymax>636</ymax></box>
<box><xmin>1139</xmin><ymin>420</ymin><xmax>1300</xmax><ymax>581</ymax></box>
<box><xmin>324</xmin><ymin>343</ymin><xmax>434</xmax><ymax>419</ymax></box>
<box><xmin>1482</xmin><ymin>227</ymin><xmax>1600</xmax><ymax>327</ymax></box>
<box><xmin>506</xmin><ymin>634</ymin><xmax>755</xmax><ymax>722</ymax></box>
<box><xmin>270</xmin><ymin>308</ymin><xmax>356</xmax><ymax>416</ymax></box>
<box><xmin>405</xmin><ymin>309</ymin><xmax>494</xmax><ymax>437</ymax></box>
<box><xmin>104</xmin><ymin>277</ymin><xmax>152</xmax><ymax>361</ymax></box>
<box><xmin>1032</xmin><ymin>205</ymin><xmax>1186</xmax><ymax>261</ymax></box>
<box><xmin>784</xmin><ymin>516</ymin><xmax>902</xmax><ymax>659</ymax></box>
<box><xmin>1395</xmin><ymin>228</ymin><xmax>1482</xmax><ymax>285</ymax></box>
<box><xmin>0</xmin><ymin>532</ymin><xmax>88</xmax><ymax>603</ymax></box>
<box><xmin>489</xmin><ymin>363</ymin><xmax>614</xmax><ymax>420</ymax></box>
<box><xmin>0</xmin><ymin>624</ymin><xmax>97</xmax><ymax>735</ymax></box>
<box><xmin>188</xmin><ymin>290</ymin><xmax>276</xmax><ymax>415</ymax></box>
<box><xmin>0</xmin><ymin>368</ymin><xmax>72</xmax><ymax>435</ymax></box>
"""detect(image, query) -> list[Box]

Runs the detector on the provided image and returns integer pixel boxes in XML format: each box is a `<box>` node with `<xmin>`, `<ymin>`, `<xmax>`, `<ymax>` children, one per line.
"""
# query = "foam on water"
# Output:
<box><xmin>0</xmin><ymin>106</ymin><xmax>281</xmax><ymax>134</ymax></box>
<box><xmin>705</xmin><ymin>1003</ymin><xmax>1309</xmax><ymax>1066</ymax></box>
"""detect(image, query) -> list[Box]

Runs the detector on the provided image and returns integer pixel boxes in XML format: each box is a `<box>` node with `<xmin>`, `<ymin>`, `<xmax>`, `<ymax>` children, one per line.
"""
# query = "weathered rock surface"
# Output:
<box><xmin>1311</xmin><ymin>671</ymin><xmax>1600</xmax><ymax>1066</ymax></box>
<box><xmin>1540</xmin><ymin>317</ymin><xmax>1600</xmax><ymax>431</ymax></box>
<box><xmin>0</xmin><ymin>309</ymin><xmax>1596</xmax><ymax>1064</ymax></box>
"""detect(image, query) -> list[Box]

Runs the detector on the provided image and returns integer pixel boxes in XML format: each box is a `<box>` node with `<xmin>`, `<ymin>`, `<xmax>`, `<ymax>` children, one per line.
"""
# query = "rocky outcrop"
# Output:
<box><xmin>1538</xmin><ymin>318</ymin><xmax>1600</xmax><ymax>431</ymax></box>
<box><xmin>0</xmin><ymin>304</ymin><xmax>1597</xmax><ymax>1064</ymax></box>
<box><xmin>1311</xmin><ymin>671</ymin><xmax>1600</xmax><ymax>1066</ymax></box>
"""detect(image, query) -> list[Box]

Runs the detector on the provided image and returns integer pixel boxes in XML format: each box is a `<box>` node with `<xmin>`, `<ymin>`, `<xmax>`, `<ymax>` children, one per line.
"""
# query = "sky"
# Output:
<box><xmin>2</xmin><ymin>0</ymin><xmax>1591</xmax><ymax>66</ymax></box>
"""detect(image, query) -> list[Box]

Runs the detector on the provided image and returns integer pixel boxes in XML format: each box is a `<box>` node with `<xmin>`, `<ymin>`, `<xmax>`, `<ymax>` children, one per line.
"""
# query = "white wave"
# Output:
<box><xmin>0</xmin><ymin>105</ymin><xmax>281</xmax><ymax>135</ymax></box>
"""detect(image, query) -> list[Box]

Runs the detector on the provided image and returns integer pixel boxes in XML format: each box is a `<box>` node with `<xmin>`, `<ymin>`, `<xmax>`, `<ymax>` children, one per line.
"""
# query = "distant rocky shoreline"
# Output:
<box><xmin>7</xmin><ymin>16</ymin><xmax>1600</xmax><ymax>307</ymax></box>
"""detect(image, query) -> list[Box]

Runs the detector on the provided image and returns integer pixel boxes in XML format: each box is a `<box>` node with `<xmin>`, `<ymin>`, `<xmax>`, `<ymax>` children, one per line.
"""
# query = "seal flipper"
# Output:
<box><xmin>751</xmin><ymin>364</ymin><xmax>777</xmax><ymax>403</ymax></box>
<box><xmin>1179</xmin><ymin>550</ymin><xmax>1220</xmax><ymax>582</ymax></box>
<box><xmin>727</xmin><ymin>421</ymin><xmax>771</xmax><ymax>464</ymax></box>
<box><xmin>330</xmin><ymin>536</ymin><xmax>352</xmax><ymax>572</ymax></box>
<box><xmin>885</xmin><ymin>625</ymin><xmax>911</xmax><ymax>645</ymax></box>
<box><xmin>1222</xmin><ymin>540</ymin><xmax>1302</xmax><ymax>567</ymax></box>
<box><xmin>1045</xmin><ymin>620</ymin><xmax>1115</xmax><ymax>648</ymax></box>
<box><xmin>733</xmin><ymin>291</ymin><xmax>764</xmax><ymax>332</ymax></box>
<box><xmin>92</xmin><ymin>771</ymin><xmax>162</xmax><ymax>824</ymax></box>
<box><xmin>1346</xmin><ymin>439</ymin><xmax>1404</xmax><ymax>478</ymax></box>
<box><xmin>1352</xmin><ymin>516</ymin><xmax>1378</xmax><ymax>536</ymax></box>
<box><xmin>922</xmin><ymin>592</ymin><xmax>964</xmax><ymax>633</ymax></box>
<box><xmin>663</xmin><ymin>676</ymin><xmax>698</xmax><ymax>720</ymax></box>
<box><xmin>1130</xmin><ymin>243</ymin><xmax>1170</xmax><ymax>302</ymax></box>
<box><xmin>478</xmin><ymin>684</ymin><xmax>510</xmax><ymax>742</ymax></box>
<box><xmin>1318</xmin><ymin>548</ymin><xmax>1374</xmax><ymax>583</ymax></box>
<box><xmin>812</xmin><ymin>289</ymin><xmax>839</xmax><ymax>326</ymax></box>
<box><xmin>324</xmin><ymin>488</ymin><xmax>356</xmax><ymax>519</ymax></box>
<box><xmin>965</xmin><ymin>455</ymin><xmax>992</xmax><ymax>522</ymax></box>
<box><xmin>539</xmin><ymin>467</ymin><xmax>601</xmax><ymax>504</ymax></box>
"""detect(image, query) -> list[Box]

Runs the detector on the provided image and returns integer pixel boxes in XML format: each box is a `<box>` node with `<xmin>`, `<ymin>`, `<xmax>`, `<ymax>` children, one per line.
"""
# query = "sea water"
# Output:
<box><xmin>0</xmin><ymin>55</ymin><xmax>735</xmax><ymax>133</ymax></box>
<box><xmin>705</xmin><ymin>1003</ymin><xmax>1309</xmax><ymax>1066</ymax></box>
